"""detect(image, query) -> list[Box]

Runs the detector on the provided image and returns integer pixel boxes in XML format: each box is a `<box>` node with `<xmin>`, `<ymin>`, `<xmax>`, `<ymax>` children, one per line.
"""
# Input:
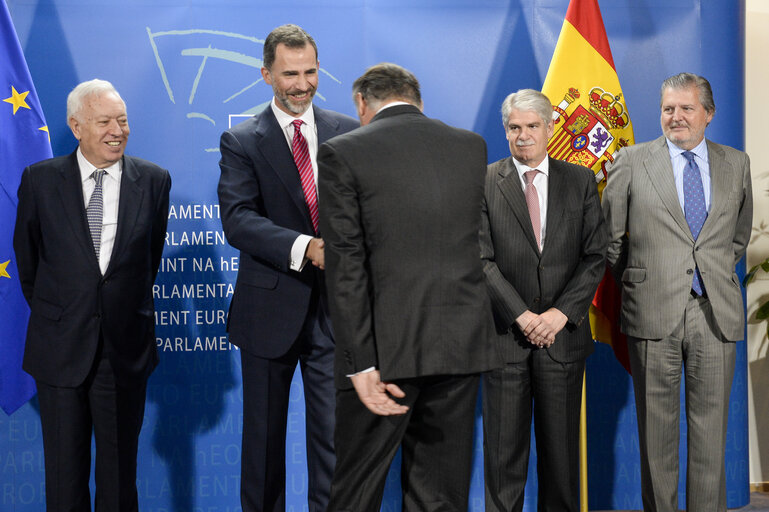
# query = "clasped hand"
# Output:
<box><xmin>515</xmin><ymin>308</ymin><xmax>568</xmax><ymax>348</ymax></box>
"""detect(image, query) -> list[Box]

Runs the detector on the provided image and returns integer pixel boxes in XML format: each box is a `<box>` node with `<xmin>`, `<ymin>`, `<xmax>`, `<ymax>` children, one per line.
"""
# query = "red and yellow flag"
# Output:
<box><xmin>542</xmin><ymin>2</ymin><xmax>633</xmax><ymax>508</ymax></box>
<box><xmin>541</xmin><ymin>0</ymin><xmax>633</xmax><ymax>373</ymax></box>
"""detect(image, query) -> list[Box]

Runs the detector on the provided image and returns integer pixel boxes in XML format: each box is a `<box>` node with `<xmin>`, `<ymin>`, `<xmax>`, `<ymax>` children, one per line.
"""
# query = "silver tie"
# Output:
<box><xmin>86</xmin><ymin>169</ymin><xmax>105</xmax><ymax>258</ymax></box>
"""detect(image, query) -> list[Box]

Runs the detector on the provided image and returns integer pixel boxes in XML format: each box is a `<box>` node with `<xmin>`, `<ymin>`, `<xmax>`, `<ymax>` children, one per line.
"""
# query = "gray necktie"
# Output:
<box><xmin>86</xmin><ymin>169</ymin><xmax>106</xmax><ymax>258</ymax></box>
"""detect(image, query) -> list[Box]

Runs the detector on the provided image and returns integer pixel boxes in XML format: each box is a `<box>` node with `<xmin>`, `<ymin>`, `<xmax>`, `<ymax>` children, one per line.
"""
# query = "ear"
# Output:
<box><xmin>355</xmin><ymin>93</ymin><xmax>367</xmax><ymax>120</ymax></box>
<box><xmin>68</xmin><ymin>116</ymin><xmax>81</xmax><ymax>140</ymax></box>
<box><xmin>546</xmin><ymin>118</ymin><xmax>555</xmax><ymax>139</ymax></box>
<box><xmin>261</xmin><ymin>66</ymin><xmax>272</xmax><ymax>85</ymax></box>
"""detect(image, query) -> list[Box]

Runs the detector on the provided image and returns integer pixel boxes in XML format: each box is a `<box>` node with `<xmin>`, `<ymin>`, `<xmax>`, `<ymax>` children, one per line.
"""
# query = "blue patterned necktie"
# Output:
<box><xmin>682</xmin><ymin>151</ymin><xmax>707</xmax><ymax>295</ymax></box>
<box><xmin>86</xmin><ymin>169</ymin><xmax>105</xmax><ymax>259</ymax></box>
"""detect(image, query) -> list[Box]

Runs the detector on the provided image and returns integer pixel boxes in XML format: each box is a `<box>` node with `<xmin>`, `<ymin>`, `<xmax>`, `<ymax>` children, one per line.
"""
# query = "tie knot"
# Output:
<box><xmin>682</xmin><ymin>151</ymin><xmax>696</xmax><ymax>164</ymax></box>
<box><xmin>524</xmin><ymin>169</ymin><xmax>539</xmax><ymax>185</ymax></box>
<box><xmin>92</xmin><ymin>169</ymin><xmax>105</xmax><ymax>185</ymax></box>
<box><xmin>292</xmin><ymin>119</ymin><xmax>303</xmax><ymax>132</ymax></box>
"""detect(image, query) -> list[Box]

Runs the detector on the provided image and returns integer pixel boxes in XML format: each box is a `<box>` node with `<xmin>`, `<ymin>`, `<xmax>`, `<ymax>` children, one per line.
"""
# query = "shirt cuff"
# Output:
<box><xmin>290</xmin><ymin>234</ymin><xmax>313</xmax><ymax>271</ymax></box>
<box><xmin>347</xmin><ymin>366</ymin><xmax>376</xmax><ymax>378</ymax></box>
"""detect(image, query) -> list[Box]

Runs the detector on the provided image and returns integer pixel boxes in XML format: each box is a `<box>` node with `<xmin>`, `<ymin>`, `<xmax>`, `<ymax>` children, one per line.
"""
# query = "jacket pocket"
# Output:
<box><xmin>237</xmin><ymin>270</ymin><xmax>278</xmax><ymax>290</ymax></box>
<box><xmin>622</xmin><ymin>267</ymin><xmax>646</xmax><ymax>283</ymax></box>
<box><xmin>32</xmin><ymin>296</ymin><xmax>63</xmax><ymax>321</ymax></box>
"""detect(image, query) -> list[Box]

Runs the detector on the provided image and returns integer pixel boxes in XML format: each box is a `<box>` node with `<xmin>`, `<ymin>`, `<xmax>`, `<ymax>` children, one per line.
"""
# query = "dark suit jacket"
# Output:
<box><xmin>317</xmin><ymin>104</ymin><xmax>499</xmax><ymax>389</ymax></box>
<box><xmin>218</xmin><ymin>105</ymin><xmax>358</xmax><ymax>358</ymax></box>
<box><xmin>14</xmin><ymin>151</ymin><xmax>171</xmax><ymax>387</ymax></box>
<box><xmin>480</xmin><ymin>156</ymin><xmax>607</xmax><ymax>363</ymax></box>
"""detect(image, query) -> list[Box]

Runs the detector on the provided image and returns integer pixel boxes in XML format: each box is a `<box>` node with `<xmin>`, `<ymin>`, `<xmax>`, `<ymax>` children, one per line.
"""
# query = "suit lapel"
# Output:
<box><xmin>104</xmin><ymin>156</ymin><xmax>144</xmax><ymax>277</ymax></box>
<box><xmin>700</xmin><ymin>140</ymin><xmax>731</xmax><ymax>237</ymax></box>
<box><xmin>315</xmin><ymin>105</ymin><xmax>341</xmax><ymax>145</ymax></box>
<box><xmin>256</xmin><ymin>108</ymin><xmax>313</xmax><ymax>226</ymax></box>
<box><xmin>496</xmin><ymin>158</ymin><xmax>540</xmax><ymax>254</ymax></box>
<box><xmin>57</xmin><ymin>152</ymin><xmax>101</xmax><ymax>269</ymax></box>
<box><xmin>542</xmin><ymin>158</ymin><xmax>566</xmax><ymax>254</ymax></box>
<box><xmin>643</xmin><ymin>137</ymin><xmax>692</xmax><ymax>240</ymax></box>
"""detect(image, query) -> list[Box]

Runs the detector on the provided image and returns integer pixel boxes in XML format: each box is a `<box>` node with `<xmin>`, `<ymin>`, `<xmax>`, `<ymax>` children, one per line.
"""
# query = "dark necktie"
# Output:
<box><xmin>86</xmin><ymin>169</ymin><xmax>105</xmax><ymax>259</ymax></box>
<box><xmin>524</xmin><ymin>169</ymin><xmax>541</xmax><ymax>251</ymax></box>
<box><xmin>682</xmin><ymin>151</ymin><xmax>707</xmax><ymax>295</ymax></box>
<box><xmin>291</xmin><ymin>119</ymin><xmax>319</xmax><ymax>234</ymax></box>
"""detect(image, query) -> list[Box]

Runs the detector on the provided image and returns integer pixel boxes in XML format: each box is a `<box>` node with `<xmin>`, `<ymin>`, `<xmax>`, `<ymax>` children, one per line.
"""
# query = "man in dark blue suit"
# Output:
<box><xmin>14</xmin><ymin>79</ymin><xmax>171</xmax><ymax>511</ymax></box>
<box><xmin>217</xmin><ymin>24</ymin><xmax>358</xmax><ymax>512</ymax></box>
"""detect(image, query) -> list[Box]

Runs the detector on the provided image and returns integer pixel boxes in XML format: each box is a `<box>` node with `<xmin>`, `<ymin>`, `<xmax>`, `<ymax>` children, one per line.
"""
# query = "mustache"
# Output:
<box><xmin>516</xmin><ymin>140</ymin><xmax>535</xmax><ymax>147</ymax></box>
<box><xmin>668</xmin><ymin>122</ymin><xmax>689</xmax><ymax>129</ymax></box>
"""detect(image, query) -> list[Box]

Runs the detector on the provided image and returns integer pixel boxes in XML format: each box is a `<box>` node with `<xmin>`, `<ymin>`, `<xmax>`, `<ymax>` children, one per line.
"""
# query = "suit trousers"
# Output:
<box><xmin>239</xmin><ymin>291</ymin><xmax>336</xmax><ymax>512</ymax></box>
<box><xmin>628</xmin><ymin>294</ymin><xmax>735</xmax><ymax>512</ymax></box>
<box><xmin>482</xmin><ymin>349</ymin><xmax>585</xmax><ymax>512</ymax></box>
<box><xmin>327</xmin><ymin>374</ymin><xmax>480</xmax><ymax>512</ymax></box>
<box><xmin>36</xmin><ymin>348</ymin><xmax>148</xmax><ymax>512</ymax></box>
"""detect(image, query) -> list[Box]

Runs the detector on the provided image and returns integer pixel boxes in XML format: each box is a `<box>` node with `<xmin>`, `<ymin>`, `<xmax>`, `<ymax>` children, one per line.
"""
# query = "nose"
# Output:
<box><xmin>107</xmin><ymin>119</ymin><xmax>124</xmax><ymax>135</ymax></box>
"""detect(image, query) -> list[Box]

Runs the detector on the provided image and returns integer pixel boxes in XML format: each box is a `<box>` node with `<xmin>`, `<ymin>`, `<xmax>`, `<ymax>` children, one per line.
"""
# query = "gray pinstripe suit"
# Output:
<box><xmin>602</xmin><ymin>135</ymin><xmax>752</xmax><ymax>512</ymax></box>
<box><xmin>480</xmin><ymin>156</ymin><xmax>607</xmax><ymax>511</ymax></box>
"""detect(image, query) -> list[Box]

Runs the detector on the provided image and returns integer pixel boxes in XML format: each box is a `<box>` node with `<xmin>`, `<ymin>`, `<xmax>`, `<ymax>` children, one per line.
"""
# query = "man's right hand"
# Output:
<box><xmin>305</xmin><ymin>238</ymin><xmax>325</xmax><ymax>269</ymax></box>
<box><xmin>515</xmin><ymin>310</ymin><xmax>555</xmax><ymax>348</ymax></box>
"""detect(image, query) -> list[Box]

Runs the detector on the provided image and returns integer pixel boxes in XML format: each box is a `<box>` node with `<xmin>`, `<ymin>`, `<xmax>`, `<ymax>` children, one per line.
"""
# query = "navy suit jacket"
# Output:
<box><xmin>218</xmin><ymin>104</ymin><xmax>358</xmax><ymax>358</ymax></box>
<box><xmin>14</xmin><ymin>151</ymin><xmax>171</xmax><ymax>387</ymax></box>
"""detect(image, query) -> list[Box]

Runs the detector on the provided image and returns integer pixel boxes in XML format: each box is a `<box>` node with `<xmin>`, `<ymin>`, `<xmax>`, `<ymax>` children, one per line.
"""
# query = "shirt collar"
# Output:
<box><xmin>270</xmin><ymin>97</ymin><xmax>315</xmax><ymax>131</ymax></box>
<box><xmin>512</xmin><ymin>154</ymin><xmax>550</xmax><ymax>177</ymax></box>
<box><xmin>374</xmin><ymin>101</ymin><xmax>412</xmax><ymax>115</ymax></box>
<box><xmin>666</xmin><ymin>137</ymin><xmax>708</xmax><ymax>164</ymax></box>
<box><xmin>77</xmin><ymin>147</ymin><xmax>122</xmax><ymax>183</ymax></box>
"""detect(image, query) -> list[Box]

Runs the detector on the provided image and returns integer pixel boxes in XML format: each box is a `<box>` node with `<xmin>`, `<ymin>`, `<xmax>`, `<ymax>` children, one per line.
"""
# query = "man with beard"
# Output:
<box><xmin>217</xmin><ymin>24</ymin><xmax>358</xmax><ymax>512</ymax></box>
<box><xmin>602</xmin><ymin>73</ymin><xmax>752</xmax><ymax>512</ymax></box>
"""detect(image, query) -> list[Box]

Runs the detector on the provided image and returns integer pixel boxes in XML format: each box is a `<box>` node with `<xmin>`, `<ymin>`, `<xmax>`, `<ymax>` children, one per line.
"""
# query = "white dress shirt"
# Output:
<box><xmin>270</xmin><ymin>99</ymin><xmax>320</xmax><ymax>271</ymax></box>
<box><xmin>78</xmin><ymin>148</ymin><xmax>121</xmax><ymax>274</ymax></box>
<box><xmin>512</xmin><ymin>155</ymin><xmax>550</xmax><ymax>251</ymax></box>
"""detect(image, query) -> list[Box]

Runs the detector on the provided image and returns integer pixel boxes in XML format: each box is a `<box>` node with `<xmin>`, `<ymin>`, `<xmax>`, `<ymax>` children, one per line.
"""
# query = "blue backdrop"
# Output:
<box><xmin>1</xmin><ymin>1</ymin><xmax>748</xmax><ymax>510</ymax></box>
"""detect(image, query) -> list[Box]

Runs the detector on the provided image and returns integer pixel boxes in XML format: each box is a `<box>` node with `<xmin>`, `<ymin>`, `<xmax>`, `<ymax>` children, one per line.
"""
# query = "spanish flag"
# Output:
<box><xmin>542</xmin><ymin>0</ymin><xmax>633</xmax><ymax>372</ymax></box>
<box><xmin>541</xmin><ymin>1</ymin><xmax>634</xmax><ymax>508</ymax></box>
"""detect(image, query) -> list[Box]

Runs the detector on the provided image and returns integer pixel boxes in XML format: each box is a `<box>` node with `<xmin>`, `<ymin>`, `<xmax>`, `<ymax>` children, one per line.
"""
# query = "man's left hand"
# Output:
<box><xmin>350</xmin><ymin>370</ymin><xmax>409</xmax><ymax>416</ymax></box>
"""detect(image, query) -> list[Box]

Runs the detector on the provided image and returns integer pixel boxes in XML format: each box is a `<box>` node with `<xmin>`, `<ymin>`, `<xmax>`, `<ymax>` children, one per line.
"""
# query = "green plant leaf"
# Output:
<box><xmin>757</xmin><ymin>300</ymin><xmax>769</xmax><ymax>321</ymax></box>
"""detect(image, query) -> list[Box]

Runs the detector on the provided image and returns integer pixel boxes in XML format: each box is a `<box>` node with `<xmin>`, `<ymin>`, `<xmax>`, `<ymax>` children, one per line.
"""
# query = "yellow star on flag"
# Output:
<box><xmin>39</xmin><ymin>125</ymin><xmax>50</xmax><ymax>142</ymax></box>
<box><xmin>3</xmin><ymin>86</ymin><xmax>31</xmax><ymax>114</ymax></box>
<box><xmin>0</xmin><ymin>260</ymin><xmax>11</xmax><ymax>279</ymax></box>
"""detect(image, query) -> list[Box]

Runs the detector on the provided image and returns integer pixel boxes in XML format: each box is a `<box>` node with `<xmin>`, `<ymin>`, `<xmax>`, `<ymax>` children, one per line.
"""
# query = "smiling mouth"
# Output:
<box><xmin>106</xmin><ymin>141</ymin><xmax>122</xmax><ymax>147</ymax></box>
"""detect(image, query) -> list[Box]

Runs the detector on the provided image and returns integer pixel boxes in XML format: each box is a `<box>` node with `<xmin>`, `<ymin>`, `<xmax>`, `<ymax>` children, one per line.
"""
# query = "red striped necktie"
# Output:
<box><xmin>291</xmin><ymin>119</ymin><xmax>319</xmax><ymax>234</ymax></box>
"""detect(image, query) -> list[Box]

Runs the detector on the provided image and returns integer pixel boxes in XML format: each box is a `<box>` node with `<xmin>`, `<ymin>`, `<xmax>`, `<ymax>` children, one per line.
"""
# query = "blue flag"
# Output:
<box><xmin>0</xmin><ymin>0</ymin><xmax>52</xmax><ymax>415</ymax></box>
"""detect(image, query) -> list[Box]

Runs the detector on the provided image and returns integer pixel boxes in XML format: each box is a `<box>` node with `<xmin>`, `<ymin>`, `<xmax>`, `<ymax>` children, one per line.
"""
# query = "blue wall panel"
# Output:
<box><xmin>1</xmin><ymin>1</ymin><xmax>747</xmax><ymax>510</ymax></box>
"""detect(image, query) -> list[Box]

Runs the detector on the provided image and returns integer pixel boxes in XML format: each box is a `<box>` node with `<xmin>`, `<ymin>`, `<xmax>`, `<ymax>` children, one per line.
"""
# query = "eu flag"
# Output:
<box><xmin>0</xmin><ymin>0</ymin><xmax>52</xmax><ymax>415</ymax></box>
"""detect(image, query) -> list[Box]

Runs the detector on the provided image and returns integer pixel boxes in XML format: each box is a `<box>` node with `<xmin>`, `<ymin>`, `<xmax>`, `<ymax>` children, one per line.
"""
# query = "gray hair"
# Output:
<box><xmin>660</xmin><ymin>72</ymin><xmax>716</xmax><ymax>114</ymax></box>
<box><xmin>352</xmin><ymin>63</ymin><xmax>421</xmax><ymax>110</ymax></box>
<box><xmin>263</xmin><ymin>24</ymin><xmax>317</xmax><ymax>71</ymax></box>
<box><xmin>66</xmin><ymin>79</ymin><xmax>123</xmax><ymax>121</ymax></box>
<box><xmin>501</xmin><ymin>89</ymin><xmax>553</xmax><ymax>126</ymax></box>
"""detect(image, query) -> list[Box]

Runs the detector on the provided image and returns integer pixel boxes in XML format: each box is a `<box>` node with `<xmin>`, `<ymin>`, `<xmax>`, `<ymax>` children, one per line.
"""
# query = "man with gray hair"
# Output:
<box><xmin>602</xmin><ymin>73</ymin><xmax>752</xmax><ymax>512</ymax></box>
<box><xmin>14</xmin><ymin>78</ymin><xmax>170</xmax><ymax>511</ymax></box>
<box><xmin>218</xmin><ymin>23</ymin><xmax>357</xmax><ymax>512</ymax></box>
<box><xmin>318</xmin><ymin>62</ymin><xmax>499</xmax><ymax>510</ymax></box>
<box><xmin>480</xmin><ymin>88</ymin><xmax>607</xmax><ymax>511</ymax></box>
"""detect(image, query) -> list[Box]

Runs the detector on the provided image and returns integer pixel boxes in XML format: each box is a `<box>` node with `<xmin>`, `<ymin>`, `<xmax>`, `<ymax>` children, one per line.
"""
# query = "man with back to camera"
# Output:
<box><xmin>217</xmin><ymin>24</ymin><xmax>358</xmax><ymax>512</ymax></box>
<box><xmin>602</xmin><ymin>73</ymin><xmax>753</xmax><ymax>512</ymax></box>
<box><xmin>480</xmin><ymin>88</ymin><xmax>607</xmax><ymax>511</ymax></box>
<box><xmin>318</xmin><ymin>62</ymin><xmax>499</xmax><ymax>511</ymax></box>
<box><xmin>14</xmin><ymin>78</ymin><xmax>171</xmax><ymax>511</ymax></box>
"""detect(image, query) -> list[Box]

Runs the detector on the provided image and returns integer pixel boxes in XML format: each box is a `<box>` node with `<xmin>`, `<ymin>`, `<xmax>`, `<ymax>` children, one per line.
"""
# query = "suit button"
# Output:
<box><xmin>538</xmin><ymin>265</ymin><xmax>544</xmax><ymax>271</ymax></box>
<box><xmin>686</xmin><ymin>269</ymin><xmax>694</xmax><ymax>275</ymax></box>
<box><xmin>533</xmin><ymin>298</ymin><xmax>540</xmax><ymax>303</ymax></box>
